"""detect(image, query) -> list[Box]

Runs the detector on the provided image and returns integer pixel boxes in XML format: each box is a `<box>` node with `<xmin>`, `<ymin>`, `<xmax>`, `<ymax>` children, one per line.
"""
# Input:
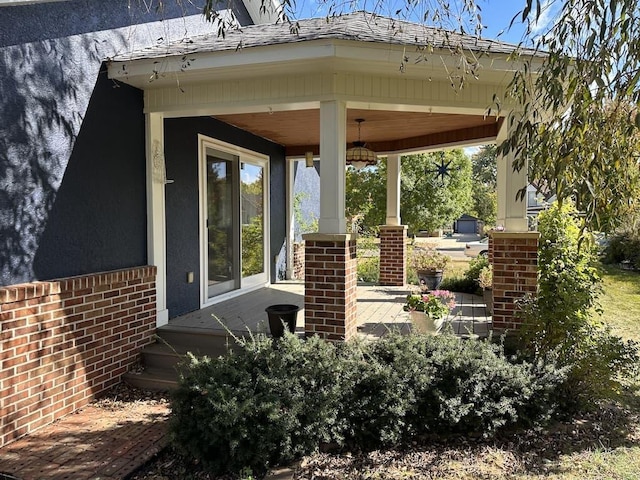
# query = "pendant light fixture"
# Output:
<box><xmin>346</xmin><ymin>118</ymin><xmax>377</xmax><ymax>170</ymax></box>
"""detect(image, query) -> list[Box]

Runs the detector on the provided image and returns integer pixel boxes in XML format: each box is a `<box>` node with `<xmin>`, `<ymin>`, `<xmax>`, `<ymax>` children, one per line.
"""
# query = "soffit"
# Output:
<box><xmin>214</xmin><ymin>108</ymin><xmax>501</xmax><ymax>155</ymax></box>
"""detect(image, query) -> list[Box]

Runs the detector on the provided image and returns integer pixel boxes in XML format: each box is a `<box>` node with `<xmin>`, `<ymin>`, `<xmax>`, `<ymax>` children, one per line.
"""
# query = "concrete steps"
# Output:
<box><xmin>123</xmin><ymin>325</ymin><xmax>246</xmax><ymax>391</ymax></box>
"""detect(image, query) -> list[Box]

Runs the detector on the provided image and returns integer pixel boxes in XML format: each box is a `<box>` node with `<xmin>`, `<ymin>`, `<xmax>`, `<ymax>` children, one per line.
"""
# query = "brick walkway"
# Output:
<box><xmin>0</xmin><ymin>400</ymin><xmax>169</xmax><ymax>480</ymax></box>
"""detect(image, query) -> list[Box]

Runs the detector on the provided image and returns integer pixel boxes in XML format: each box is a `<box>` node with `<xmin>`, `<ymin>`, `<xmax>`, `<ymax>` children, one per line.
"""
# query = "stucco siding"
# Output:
<box><xmin>0</xmin><ymin>0</ymin><xmax>250</xmax><ymax>286</ymax></box>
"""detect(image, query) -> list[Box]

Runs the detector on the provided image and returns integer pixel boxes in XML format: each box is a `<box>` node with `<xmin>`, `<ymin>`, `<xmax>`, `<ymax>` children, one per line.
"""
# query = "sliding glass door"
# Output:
<box><xmin>200</xmin><ymin>137</ymin><xmax>269</xmax><ymax>304</ymax></box>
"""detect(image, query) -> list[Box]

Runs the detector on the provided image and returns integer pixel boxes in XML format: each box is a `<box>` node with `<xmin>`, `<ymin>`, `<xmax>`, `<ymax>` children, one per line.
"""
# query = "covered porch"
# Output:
<box><xmin>166</xmin><ymin>283</ymin><xmax>492</xmax><ymax>339</ymax></box>
<box><xmin>107</xmin><ymin>12</ymin><xmax>543</xmax><ymax>341</ymax></box>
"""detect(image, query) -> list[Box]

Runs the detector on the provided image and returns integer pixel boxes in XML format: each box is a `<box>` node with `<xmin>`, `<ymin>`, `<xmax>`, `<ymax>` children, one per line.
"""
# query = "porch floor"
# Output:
<box><xmin>167</xmin><ymin>282</ymin><xmax>492</xmax><ymax>339</ymax></box>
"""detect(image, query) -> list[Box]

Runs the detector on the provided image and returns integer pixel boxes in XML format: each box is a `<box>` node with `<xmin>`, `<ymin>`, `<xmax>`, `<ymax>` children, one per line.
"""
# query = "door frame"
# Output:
<box><xmin>198</xmin><ymin>134</ymin><xmax>270</xmax><ymax>307</ymax></box>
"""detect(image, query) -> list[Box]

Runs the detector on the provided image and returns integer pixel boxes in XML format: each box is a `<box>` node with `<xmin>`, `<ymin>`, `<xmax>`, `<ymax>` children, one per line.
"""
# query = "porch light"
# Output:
<box><xmin>305</xmin><ymin>151</ymin><xmax>314</xmax><ymax>168</ymax></box>
<box><xmin>346</xmin><ymin>118</ymin><xmax>377</xmax><ymax>170</ymax></box>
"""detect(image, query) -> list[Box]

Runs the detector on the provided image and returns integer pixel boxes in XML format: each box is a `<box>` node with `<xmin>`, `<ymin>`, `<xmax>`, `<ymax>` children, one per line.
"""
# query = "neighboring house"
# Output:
<box><xmin>0</xmin><ymin>4</ymin><xmax>545</xmax><ymax>447</ymax></box>
<box><xmin>526</xmin><ymin>184</ymin><xmax>556</xmax><ymax>216</ymax></box>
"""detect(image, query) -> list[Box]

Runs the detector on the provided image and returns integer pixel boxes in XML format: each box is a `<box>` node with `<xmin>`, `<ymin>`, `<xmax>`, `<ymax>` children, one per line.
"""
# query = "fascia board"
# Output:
<box><xmin>108</xmin><ymin>38</ymin><xmax>544</xmax><ymax>89</ymax></box>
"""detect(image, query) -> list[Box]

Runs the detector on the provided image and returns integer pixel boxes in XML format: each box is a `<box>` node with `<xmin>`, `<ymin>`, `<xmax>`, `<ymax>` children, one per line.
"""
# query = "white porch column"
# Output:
<box><xmin>496</xmin><ymin>116</ymin><xmax>528</xmax><ymax>232</ymax></box>
<box><xmin>318</xmin><ymin>100</ymin><xmax>347</xmax><ymax>233</ymax></box>
<box><xmin>145</xmin><ymin>112</ymin><xmax>169</xmax><ymax>326</ymax></box>
<box><xmin>386</xmin><ymin>154</ymin><xmax>402</xmax><ymax>226</ymax></box>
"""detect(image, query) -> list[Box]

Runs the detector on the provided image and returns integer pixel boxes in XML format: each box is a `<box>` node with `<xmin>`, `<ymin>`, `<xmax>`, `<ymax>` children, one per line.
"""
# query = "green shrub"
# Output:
<box><xmin>603</xmin><ymin>231</ymin><xmax>640</xmax><ymax>269</ymax></box>
<box><xmin>169</xmin><ymin>334</ymin><xmax>346</xmax><ymax>476</ymax></box>
<box><xmin>356</xmin><ymin>235</ymin><xmax>379</xmax><ymax>255</ymax></box>
<box><xmin>464</xmin><ymin>255</ymin><xmax>490</xmax><ymax>282</ymax></box>
<box><xmin>361</xmin><ymin>334</ymin><xmax>564</xmax><ymax>437</ymax></box>
<box><xmin>518</xmin><ymin>202</ymin><xmax>639</xmax><ymax>410</ymax></box>
<box><xmin>357</xmin><ymin>256</ymin><xmax>379</xmax><ymax>283</ymax></box>
<box><xmin>171</xmin><ymin>333</ymin><xmax>566</xmax><ymax>474</ymax></box>
<box><xmin>439</xmin><ymin>276</ymin><xmax>480</xmax><ymax>294</ymax></box>
<box><xmin>438</xmin><ymin>256</ymin><xmax>489</xmax><ymax>293</ymax></box>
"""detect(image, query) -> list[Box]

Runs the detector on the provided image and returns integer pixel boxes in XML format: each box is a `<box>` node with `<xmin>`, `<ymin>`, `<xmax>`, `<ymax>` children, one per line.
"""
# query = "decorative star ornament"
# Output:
<box><xmin>427</xmin><ymin>157</ymin><xmax>459</xmax><ymax>185</ymax></box>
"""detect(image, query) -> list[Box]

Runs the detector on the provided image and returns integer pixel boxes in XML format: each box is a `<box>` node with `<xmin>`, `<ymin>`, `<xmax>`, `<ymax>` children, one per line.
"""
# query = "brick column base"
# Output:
<box><xmin>490</xmin><ymin>232</ymin><xmax>539</xmax><ymax>332</ymax></box>
<box><xmin>302</xmin><ymin>233</ymin><xmax>357</xmax><ymax>342</ymax></box>
<box><xmin>379</xmin><ymin>225</ymin><xmax>407</xmax><ymax>286</ymax></box>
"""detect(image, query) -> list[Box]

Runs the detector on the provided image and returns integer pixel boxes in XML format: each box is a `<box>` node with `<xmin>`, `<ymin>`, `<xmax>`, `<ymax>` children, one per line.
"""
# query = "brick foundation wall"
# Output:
<box><xmin>0</xmin><ymin>266</ymin><xmax>157</xmax><ymax>447</ymax></box>
<box><xmin>293</xmin><ymin>242</ymin><xmax>305</xmax><ymax>280</ymax></box>
<box><xmin>379</xmin><ymin>225</ymin><xmax>407</xmax><ymax>286</ymax></box>
<box><xmin>303</xmin><ymin>233</ymin><xmax>357</xmax><ymax>341</ymax></box>
<box><xmin>490</xmin><ymin>232</ymin><xmax>539</xmax><ymax>332</ymax></box>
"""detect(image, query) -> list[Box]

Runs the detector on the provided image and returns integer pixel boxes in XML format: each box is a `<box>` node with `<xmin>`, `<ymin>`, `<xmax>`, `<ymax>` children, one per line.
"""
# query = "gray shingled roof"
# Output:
<box><xmin>111</xmin><ymin>11</ymin><xmax>544</xmax><ymax>62</ymax></box>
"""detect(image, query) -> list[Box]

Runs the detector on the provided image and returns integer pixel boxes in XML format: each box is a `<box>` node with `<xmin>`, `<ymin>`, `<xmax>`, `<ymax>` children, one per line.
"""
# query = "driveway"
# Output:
<box><xmin>415</xmin><ymin>233</ymin><xmax>481</xmax><ymax>259</ymax></box>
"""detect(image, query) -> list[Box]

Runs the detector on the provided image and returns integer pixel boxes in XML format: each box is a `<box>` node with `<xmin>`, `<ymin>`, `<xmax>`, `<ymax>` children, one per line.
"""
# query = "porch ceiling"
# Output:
<box><xmin>214</xmin><ymin>108</ymin><xmax>502</xmax><ymax>156</ymax></box>
<box><xmin>108</xmin><ymin>12</ymin><xmax>530</xmax><ymax>155</ymax></box>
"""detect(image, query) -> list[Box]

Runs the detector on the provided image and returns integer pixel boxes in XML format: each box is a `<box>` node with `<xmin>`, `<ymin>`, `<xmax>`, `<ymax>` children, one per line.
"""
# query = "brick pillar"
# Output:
<box><xmin>378</xmin><ymin>225</ymin><xmax>407</xmax><ymax>286</ymax></box>
<box><xmin>302</xmin><ymin>233</ymin><xmax>357</xmax><ymax>341</ymax></box>
<box><xmin>490</xmin><ymin>232</ymin><xmax>539</xmax><ymax>332</ymax></box>
<box><xmin>292</xmin><ymin>241</ymin><xmax>305</xmax><ymax>280</ymax></box>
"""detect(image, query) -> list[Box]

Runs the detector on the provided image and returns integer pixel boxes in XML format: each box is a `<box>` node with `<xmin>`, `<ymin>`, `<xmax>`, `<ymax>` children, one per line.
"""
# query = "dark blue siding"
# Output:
<box><xmin>0</xmin><ymin>1</ymin><xmax>251</xmax><ymax>286</ymax></box>
<box><xmin>32</xmin><ymin>70</ymin><xmax>147</xmax><ymax>279</ymax></box>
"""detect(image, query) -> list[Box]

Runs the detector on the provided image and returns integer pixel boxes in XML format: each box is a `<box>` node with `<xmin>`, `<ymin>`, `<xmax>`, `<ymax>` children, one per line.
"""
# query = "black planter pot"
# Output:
<box><xmin>417</xmin><ymin>269</ymin><xmax>443</xmax><ymax>290</ymax></box>
<box><xmin>265</xmin><ymin>304</ymin><xmax>301</xmax><ymax>338</ymax></box>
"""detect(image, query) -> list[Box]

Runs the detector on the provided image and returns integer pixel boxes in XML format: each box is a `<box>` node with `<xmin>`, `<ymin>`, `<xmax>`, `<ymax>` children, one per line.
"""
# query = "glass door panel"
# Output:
<box><xmin>200</xmin><ymin>137</ymin><xmax>269</xmax><ymax>304</ymax></box>
<box><xmin>206</xmin><ymin>151</ymin><xmax>239</xmax><ymax>298</ymax></box>
<box><xmin>240</xmin><ymin>163</ymin><xmax>265</xmax><ymax>280</ymax></box>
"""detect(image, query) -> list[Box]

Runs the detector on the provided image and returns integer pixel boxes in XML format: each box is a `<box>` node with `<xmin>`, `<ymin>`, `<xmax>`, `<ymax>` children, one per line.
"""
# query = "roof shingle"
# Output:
<box><xmin>110</xmin><ymin>11</ymin><xmax>544</xmax><ymax>62</ymax></box>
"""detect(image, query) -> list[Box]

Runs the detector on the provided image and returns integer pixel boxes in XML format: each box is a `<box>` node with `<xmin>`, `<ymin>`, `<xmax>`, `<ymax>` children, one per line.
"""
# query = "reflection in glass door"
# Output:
<box><xmin>241</xmin><ymin>163</ymin><xmax>265</xmax><ymax>281</ymax></box>
<box><xmin>201</xmin><ymin>138</ymin><xmax>269</xmax><ymax>304</ymax></box>
<box><xmin>206</xmin><ymin>151</ymin><xmax>239</xmax><ymax>297</ymax></box>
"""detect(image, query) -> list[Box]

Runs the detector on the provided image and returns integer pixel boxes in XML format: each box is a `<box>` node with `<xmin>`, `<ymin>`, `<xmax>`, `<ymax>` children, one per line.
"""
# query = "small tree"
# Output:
<box><xmin>345</xmin><ymin>150</ymin><xmax>472</xmax><ymax>234</ymax></box>
<box><xmin>469</xmin><ymin>145</ymin><xmax>497</xmax><ymax>227</ymax></box>
<box><xmin>400</xmin><ymin>150</ymin><xmax>472</xmax><ymax>233</ymax></box>
<box><xmin>518</xmin><ymin>202</ymin><xmax>638</xmax><ymax>409</ymax></box>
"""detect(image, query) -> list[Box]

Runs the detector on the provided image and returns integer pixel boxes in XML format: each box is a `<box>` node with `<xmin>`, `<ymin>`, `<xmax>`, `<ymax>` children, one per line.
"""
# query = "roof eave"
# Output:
<box><xmin>107</xmin><ymin>37</ymin><xmax>544</xmax><ymax>91</ymax></box>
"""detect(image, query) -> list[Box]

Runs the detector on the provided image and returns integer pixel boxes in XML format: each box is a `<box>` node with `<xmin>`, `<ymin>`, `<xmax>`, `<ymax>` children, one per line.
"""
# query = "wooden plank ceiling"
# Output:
<box><xmin>213</xmin><ymin>109</ymin><xmax>501</xmax><ymax>156</ymax></box>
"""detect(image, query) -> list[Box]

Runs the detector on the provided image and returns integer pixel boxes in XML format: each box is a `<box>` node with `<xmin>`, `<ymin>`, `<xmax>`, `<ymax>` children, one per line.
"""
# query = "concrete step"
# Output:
<box><xmin>155</xmin><ymin>325</ymin><xmax>245</xmax><ymax>357</ymax></box>
<box><xmin>124</xmin><ymin>326</ymin><xmax>252</xmax><ymax>392</ymax></box>
<box><xmin>140</xmin><ymin>342</ymin><xmax>184</xmax><ymax>372</ymax></box>
<box><xmin>123</xmin><ymin>369</ymin><xmax>179</xmax><ymax>392</ymax></box>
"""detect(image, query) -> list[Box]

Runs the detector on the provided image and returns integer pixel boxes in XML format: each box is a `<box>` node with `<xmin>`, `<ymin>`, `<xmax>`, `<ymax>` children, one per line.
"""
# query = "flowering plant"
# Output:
<box><xmin>403</xmin><ymin>290</ymin><xmax>457</xmax><ymax>319</ymax></box>
<box><xmin>409</xmin><ymin>247</ymin><xmax>450</xmax><ymax>272</ymax></box>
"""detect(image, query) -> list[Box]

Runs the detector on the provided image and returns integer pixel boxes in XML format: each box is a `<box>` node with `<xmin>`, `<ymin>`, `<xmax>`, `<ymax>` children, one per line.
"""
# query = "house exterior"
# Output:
<box><xmin>1</xmin><ymin>3</ymin><xmax>542</xmax><ymax>447</ymax></box>
<box><xmin>0</xmin><ymin>0</ymin><xmax>279</xmax><ymax>447</ymax></box>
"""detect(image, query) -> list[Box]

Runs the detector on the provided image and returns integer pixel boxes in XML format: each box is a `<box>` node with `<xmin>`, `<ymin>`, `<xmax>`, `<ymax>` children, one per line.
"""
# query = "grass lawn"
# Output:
<box><xmin>600</xmin><ymin>264</ymin><xmax>640</xmax><ymax>341</ymax></box>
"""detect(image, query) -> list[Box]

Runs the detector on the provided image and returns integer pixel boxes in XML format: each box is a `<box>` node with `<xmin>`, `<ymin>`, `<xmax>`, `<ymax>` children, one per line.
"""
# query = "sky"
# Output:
<box><xmin>292</xmin><ymin>0</ymin><xmax>562</xmax><ymax>46</ymax></box>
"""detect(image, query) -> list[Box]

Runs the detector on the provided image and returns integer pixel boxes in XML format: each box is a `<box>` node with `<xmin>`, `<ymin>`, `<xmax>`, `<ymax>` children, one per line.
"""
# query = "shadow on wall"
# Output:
<box><xmin>32</xmin><ymin>67</ymin><xmax>147</xmax><ymax>281</ymax></box>
<box><xmin>0</xmin><ymin>32</ymin><xmax>129</xmax><ymax>286</ymax></box>
<box><xmin>0</xmin><ymin>2</ymin><xmax>246</xmax><ymax>288</ymax></box>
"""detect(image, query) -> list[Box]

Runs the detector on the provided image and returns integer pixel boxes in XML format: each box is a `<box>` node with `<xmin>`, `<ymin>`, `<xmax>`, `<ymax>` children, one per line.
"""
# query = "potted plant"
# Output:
<box><xmin>478</xmin><ymin>264</ymin><xmax>493</xmax><ymax>315</ymax></box>
<box><xmin>409</xmin><ymin>247</ymin><xmax>450</xmax><ymax>290</ymax></box>
<box><xmin>403</xmin><ymin>289</ymin><xmax>456</xmax><ymax>334</ymax></box>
